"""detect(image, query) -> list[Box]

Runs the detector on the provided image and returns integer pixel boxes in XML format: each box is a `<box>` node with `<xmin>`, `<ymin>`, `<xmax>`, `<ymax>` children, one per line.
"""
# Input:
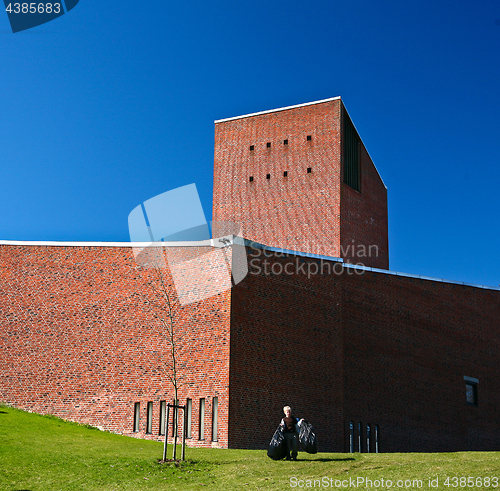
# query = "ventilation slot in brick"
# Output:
<box><xmin>307</xmin><ymin>135</ymin><xmax>312</xmax><ymax>141</ymax></box>
<box><xmin>249</xmin><ymin>176</ymin><xmax>254</xmax><ymax>182</ymax></box>
<box><xmin>266</xmin><ymin>174</ymin><xmax>270</xmax><ymax>180</ymax></box>
<box><xmin>307</xmin><ymin>167</ymin><xmax>312</xmax><ymax>173</ymax></box>
<box><xmin>283</xmin><ymin>171</ymin><xmax>288</xmax><ymax>177</ymax></box>
<box><xmin>267</xmin><ymin>142</ymin><xmax>271</xmax><ymax>148</ymax></box>
<box><xmin>249</xmin><ymin>145</ymin><xmax>254</xmax><ymax>151</ymax></box>
<box><xmin>283</xmin><ymin>139</ymin><xmax>288</xmax><ymax>145</ymax></box>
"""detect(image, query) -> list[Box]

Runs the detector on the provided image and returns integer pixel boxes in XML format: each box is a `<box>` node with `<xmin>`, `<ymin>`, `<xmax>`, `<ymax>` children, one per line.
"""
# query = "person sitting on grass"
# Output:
<box><xmin>280</xmin><ymin>406</ymin><xmax>304</xmax><ymax>461</ymax></box>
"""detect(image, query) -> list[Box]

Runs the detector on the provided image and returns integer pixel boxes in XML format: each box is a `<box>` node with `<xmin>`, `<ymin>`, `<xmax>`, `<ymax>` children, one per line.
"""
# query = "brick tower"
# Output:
<box><xmin>213</xmin><ymin>96</ymin><xmax>389</xmax><ymax>269</ymax></box>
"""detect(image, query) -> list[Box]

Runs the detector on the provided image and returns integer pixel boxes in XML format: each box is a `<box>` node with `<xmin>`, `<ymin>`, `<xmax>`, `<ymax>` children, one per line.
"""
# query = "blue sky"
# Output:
<box><xmin>1</xmin><ymin>0</ymin><xmax>499</xmax><ymax>288</ymax></box>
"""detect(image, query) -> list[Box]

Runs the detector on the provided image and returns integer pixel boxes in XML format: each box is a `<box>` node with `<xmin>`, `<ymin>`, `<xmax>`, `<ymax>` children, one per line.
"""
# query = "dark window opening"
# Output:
<box><xmin>249</xmin><ymin>176</ymin><xmax>254</xmax><ymax>182</ymax></box>
<box><xmin>375</xmin><ymin>425</ymin><xmax>380</xmax><ymax>453</ymax></box>
<box><xmin>307</xmin><ymin>135</ymin><xmax>312</xmax><ymax>141</ymax></box>
<box><xmin>267</xmin><ymin>142</ymin><xmax>271</xmax><ymax>148</ymax></box>
<box><xmin>266</xmin><ymin>174</ymin><xmax>270</xmax><ymax>180</ymax></box>
<box><xmin>186</xmin><ymin>399</ymin><xmax>192</xmax><ymax>438</ymax></box>
<box><xmin>249</xmin><ymin>145</ymin><xmax>254</xmax><ymax>151</ymax></box>
<box><xmin>283</xmin><ymin>171</ymin><xmax>288</xmax><ymax>177</ymax></box>
<box><xmin>366</xmin><ymin>424</ymin><xmax>371</xmax><ymax>453</ymax></box>
<box><xmin>343</xmin><ymin>108</ymin><xmax>361</xmax><ymax>192</ymax></box>
<box><xmin>349</xmin><ymin>421</ymin><xmax>354</xmax><ymax>453</ymax></box>
<box><xmin>466</xmin><ymin>382</ymin><xmax>478</xmax><ymax>405</ymax></box>
<box><xmin>283</xmin><ymin>139</ymin><xmax>288</xmax><ymax>145</ymax></box>
<box><xmin>358</xmin><ymin>422</ymin><xmax>362</xmax><ymax>453</ymax></box>
<box><xmin>307</xmin><ymin>167</ymin><xmax>312</xmax><ymax>173</ymax></box>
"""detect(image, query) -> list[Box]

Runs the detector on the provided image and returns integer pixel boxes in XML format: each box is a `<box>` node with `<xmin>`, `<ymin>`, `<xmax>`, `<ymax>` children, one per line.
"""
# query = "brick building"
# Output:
<box><xmin>213</xmin><ymin>96</ymin><xmax>388</xmax><ymax>269</ymax></box>
<box><xmin>1</xmin><ymin>97</ymin><xmax>499</xmax><ymax>452</ymax></box>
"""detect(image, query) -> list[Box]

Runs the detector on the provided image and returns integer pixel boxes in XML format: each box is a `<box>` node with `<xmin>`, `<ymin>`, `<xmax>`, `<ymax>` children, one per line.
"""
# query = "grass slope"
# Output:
<box><xmin>0</xmin><ymin>405</ymin><xmax>499</xmax><ymax>490</ymax></box>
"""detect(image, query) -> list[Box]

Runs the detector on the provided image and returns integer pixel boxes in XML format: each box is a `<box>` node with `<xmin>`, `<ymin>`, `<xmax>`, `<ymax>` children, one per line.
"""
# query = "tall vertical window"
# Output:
<box><xmin>199</xmin><ymin>398</ymin><xmax>205</xmax><ymax>440</ymax></box>
<box><xmin>366</xmin><ymin>424</ymin><xmax>371</xmax><ymax>453</ymax></box>
<box><xmin>212</xmin><ymin>397</ymin><xmax>218</xmax><ymax>442</ymax></box>
<box><xmin>146</xmin><ymin>402</ymin><xmax>153</xmax><ymax>434</ymax></box>
<box><xmin>349</xmin><ymin>421</ymin><xmax>354</xmax><ymax>453</ymax></box>
<box><xmin>358</xmin><ymin>422</ymin><xmax>362</xmax><ymax>453</ymax></box>
<box><xmin>343</xmin><ymin>108</ymin><xmax>361</xmax><ymax>192</ymax></box>
<box><xmin>186</xmin><ymin>399</ymin><xmax>192</xmax><ymax>438</ymax></box>
<box><xmin>159</xmin><ymin>401</ymin><xmax>166</xmax><ymax>435</ymax></box>
<box><xmin>172</xmin><ymin>399</ymin><xmax>179</xmax><ymax>437</ymax></box>
<box><xmin>133</xmin><ymin>402</ymin><xmax>140</xmax><ymax>432</ymax></box>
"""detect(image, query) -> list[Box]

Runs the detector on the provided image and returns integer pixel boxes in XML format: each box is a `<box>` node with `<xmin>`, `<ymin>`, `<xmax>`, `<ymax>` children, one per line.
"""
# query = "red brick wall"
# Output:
<box><xmin>214</xmin><ymin>99</ymin><xmax>389</xmax><ymax>269</ymax></box>
<box><xmin>213</xmin><ymin>99</ymin><xmax>343</xmax><ymax>258</ymax></box>
<box><xmin>228</xmin><ymin>247</ymin><xmax>345</xmax><ymax>451</ymax></box>
<box><xmin>0</xmin><ymin>244</ymin><xmax>231</xmax><ymax>448</ymax></box>
<box><xmin>1</xmin><ymin>243</ymin><xmax>499</xmax><ymax>452</ymax></box>
<box><xmin>340</xmin><ymin>138</ymin><xmax>389</xmax><ymax>269</ymax></box>
<box><xmin>342</xmin><ymin>269</ymin><xmax>500</xmax><ymax>452</ymax></box>
<box><xmin>230</xmin><ymin>248</ymin><xmax>500</xmax><ymax>452</ymax></box>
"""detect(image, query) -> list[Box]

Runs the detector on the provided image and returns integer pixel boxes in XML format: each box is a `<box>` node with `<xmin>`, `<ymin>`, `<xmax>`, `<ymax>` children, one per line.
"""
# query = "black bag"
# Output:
<box><xmin>299</xmin><ymin>420</ymin><xmax>318</xmax><ymax>454</ymax></box>
<box><xmin>267</xmin><ymin>425</ymin><xmax>287</xmax><ymax>460</ymax></box>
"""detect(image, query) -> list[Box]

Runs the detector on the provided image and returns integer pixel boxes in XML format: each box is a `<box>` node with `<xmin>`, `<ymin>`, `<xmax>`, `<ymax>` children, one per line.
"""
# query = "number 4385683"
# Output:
<box><xmin>5</xmin><ymin>3</ymin><xmax>61</xmax><ymax>14</ymax></box>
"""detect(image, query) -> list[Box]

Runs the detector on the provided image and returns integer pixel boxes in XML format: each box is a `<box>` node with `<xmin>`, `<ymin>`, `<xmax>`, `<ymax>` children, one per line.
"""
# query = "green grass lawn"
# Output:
<box><xmin>1</xmin><ymin>405</ymin><xmax>499</xmax><ymax>490</ymax></box>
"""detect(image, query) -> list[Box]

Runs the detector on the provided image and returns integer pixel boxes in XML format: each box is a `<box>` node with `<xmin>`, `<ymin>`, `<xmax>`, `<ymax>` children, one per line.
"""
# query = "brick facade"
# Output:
<box><xmin>213</xmin><ymin>97</ymin><xmax>389</xmax><ymax>269</ymax></box>
<box><xmin>0</xmin><ymin>244</ymin><xmax>230</xmax><ymax>448</ymax></box>
<box><xmin>341</xmin><ymin>268</ymin><xmax>500</xmax><ymax>452</ymax></box>
<box><xmin>228</xmin><ymin>247</ymin><xmax>500</xmax><ymax>452</ymax></box>
<box><xmin>1</xmin><ymin>98</ymin><xmax>499</xmax><ymax>452</ymax></box>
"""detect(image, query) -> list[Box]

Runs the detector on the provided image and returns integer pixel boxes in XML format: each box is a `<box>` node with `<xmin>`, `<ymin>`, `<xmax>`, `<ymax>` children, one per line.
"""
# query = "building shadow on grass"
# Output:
<box><xmin>296</xmin><ymin>457</ymin><xmax>356</xmax><ymax>462</ymax></box>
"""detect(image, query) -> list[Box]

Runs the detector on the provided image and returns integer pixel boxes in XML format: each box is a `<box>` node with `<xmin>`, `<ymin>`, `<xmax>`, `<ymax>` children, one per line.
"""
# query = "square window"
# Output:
<box><xmin>267</xmin><ymin>142</ymin><xmax>271</xmax><ymax>148</ymax></box>
<box><xmin>307</xmin><ymin>135</ymin><xmax>312</xmax><ymax>141</ymax></box>
<box><xmin>283</xmin><ymin>171</ymin><xmax>288</xmax><ymax>177</ymax></box>
<box><xmin>283</xmin><ymin>139</ymin><xmax>288</xmax><ymax>145</ymax></box>
<box><xmin>249</xmin><ymin>176</ymin><xmax>254</xmax><ymax>182</ymax></box>
<box><xmin>307</xmin><ymin>167</ymin><xmax>312</xmax><ymax>173</ymax></box>
<box><xmin>249</xmin><ymin>145</ymin><xmax>254</xmax><ymax>151</ymax></box>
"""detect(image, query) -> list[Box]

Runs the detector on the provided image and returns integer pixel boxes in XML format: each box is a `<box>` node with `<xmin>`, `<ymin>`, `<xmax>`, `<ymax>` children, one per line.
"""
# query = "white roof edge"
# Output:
<box><xmin>245</xmin><ymin>239</ymin><xmax>344</xmax><ymax>263</ymax></box>
<box><xmin>214</xmin><ymin>96</ymin><xmax>341</xmax><ymax>123</ymax></box>
<box><xmin>0</xmin><ymin>239</ymin><xmax>223</xmax><ymax>248</ymax></box>
<box><xmin>2</xmin><ymin>239</ymin><xmax>498</xmax><ymax>293</ymax></box>
<box><xmin>342</xmin><ymin>263</ymin><xmax>500</xmax><ymax>292</ymax></box>
<box><xmin>214</xmin><ymin>97</ymin><xmax>387</xmax><ymax>191</ymax></box>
